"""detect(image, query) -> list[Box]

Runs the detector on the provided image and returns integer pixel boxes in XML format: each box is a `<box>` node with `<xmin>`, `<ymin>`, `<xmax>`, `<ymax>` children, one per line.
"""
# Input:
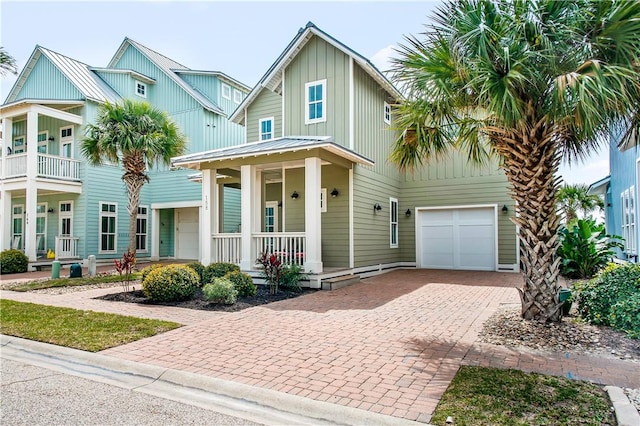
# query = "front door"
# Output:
<box><xmin>176</xmin><ymin>208</ymin><xmax>199</xmax><ymax>260</ymax></box>
<box><xmin>12</xmin><ymin>204</ymin><xmax>24</xmax><ymax>249</ymax></box>
<box><xmin>36</xmin><ymin>203</ymin><xmax>47</xmax><ymax>254</ymax></box>
<box><xmin>59</xmin><ymin>201</ymin><xmax>73</xmax><ymax>258</ymax></box>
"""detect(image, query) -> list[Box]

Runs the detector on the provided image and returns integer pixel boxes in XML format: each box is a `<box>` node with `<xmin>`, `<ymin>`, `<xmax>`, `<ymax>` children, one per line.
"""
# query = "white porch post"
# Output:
<box><xmin>24</xmin><ymin>111</ymin><xmax>38</xmax><ymax>262</ymax></box>
<box><xmin>201</xmin><ymin>168</ymin><xmax>218</xmax><ymax>265</ymax></box>
<box><xmin>304</xmin><ymin>157</ymin><xmax>323</xmax><ymax>273</ymax></box>
<box><xmin>0</xmin><ymin>189</ymin><xmax>11</xmax><ymax>251</ymax></box>
<box><xmin>151</xmin><ymin>208</ymin><xmax>160</xmax><ymax>260</ymax></box>
<box><xmin>240</xmin><ymin>164</ymin><xmax>257</xmax><ymax>270</ymax></box>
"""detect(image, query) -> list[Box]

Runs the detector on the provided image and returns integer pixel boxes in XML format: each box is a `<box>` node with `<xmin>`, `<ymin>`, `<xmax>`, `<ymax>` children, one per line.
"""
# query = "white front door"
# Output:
<box><xmin>176</xmin><ymin>207</ymin><xmax>199</xmax><ymax>260</ymax></box>
<box><xmin>418</xmin><ymin>207</ymin><xmax>496</xmax><ymax>271</ymax></box>
<box><xmin>59</xmin><ymin>201</ymin><xmax>73</xmax><ymax>258</ymax></box>
<box><xmin>265</xmin><ymin>201</ymin><xmax>278</xmax><ymax>232</ymax></box>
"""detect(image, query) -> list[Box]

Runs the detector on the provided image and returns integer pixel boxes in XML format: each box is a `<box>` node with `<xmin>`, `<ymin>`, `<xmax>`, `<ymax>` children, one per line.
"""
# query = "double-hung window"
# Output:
<box><xmin>135</xmin><ymin>80</ymin><xmax>146</xmax><ymax>98</ymax></box>
<box><xmin>222</xmin><ymin>83</ymin><xmax>231</xmax><ymax>100</ymax></box>
<box><xmin>136</xmin><ymin>206</ymin><xmax>148</xmax><ymax>252</ymax></box>
<box><xmin>99</xmin><ymin>202</ymin><xmax>117</xmax><ymax>253</ymax></box>
<box><xmin>390</xmin><ymin>198</ymin><xmax>398</xmax><ymax>248</ymax></box>
<box><xmin>622</xmin><ymin>187</ymin><xmax>636</xmax><ymax>256</ymax></box>
<box><xmin>259</xmin><ymin>117</ymin><xmax>274</xmax><ymax>141</ymax></box>
<box><xmin>384</xmin><ymin>102</ymin><xmax>391</xmax><ymax>125</ymax></box>
<box><xmin>305</xmin><ymin>79</ymin><xmax>326</xmax><ymax>124</ymax></box>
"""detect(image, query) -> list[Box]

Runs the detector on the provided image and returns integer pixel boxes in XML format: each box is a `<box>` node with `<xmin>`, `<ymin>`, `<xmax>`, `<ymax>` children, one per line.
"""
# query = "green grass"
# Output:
<box><xmin>9</xmin><ymin>273</ymin><xmax>141</xmax><ymax>292</ymax></box>
<box><xmin>431</xmin><ymin>366</ymin><xmax>615</xmax><ymax>426</ymax></box>
<box><xmin>0</xmin><ymin>299</ymin><xmax>180</xmax><ymax>352</ymax></box>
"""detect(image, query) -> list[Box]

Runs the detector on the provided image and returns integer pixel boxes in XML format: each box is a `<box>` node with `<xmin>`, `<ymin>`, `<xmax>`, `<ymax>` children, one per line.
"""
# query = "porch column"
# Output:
<box><xmin>240</xmin><ymin>165</ymin><xmax>259</xmax><ymax>270</ymax></box>
<box><xmin>304</xmin><ymin>157</ymin><xmax>323</xmax><ymax>273</ymax></box>
<box><xmin>201</xmin><ymin>168</ymin><xmax>218</xmax><ymax>265</ymax></box>
<box><xmin>0</xmin><ymin>189</ymin><xmax>11</xmax><ymax>251</ymax></box>
<box><xmin>24</xmin><ymin>111</ymin><xmax>39</xmax><ymax>262</ymax></box>
<box><xmin>151</xmin><ymin>208</ymin><xmax>160</xmax><ymax>260</ymax></box>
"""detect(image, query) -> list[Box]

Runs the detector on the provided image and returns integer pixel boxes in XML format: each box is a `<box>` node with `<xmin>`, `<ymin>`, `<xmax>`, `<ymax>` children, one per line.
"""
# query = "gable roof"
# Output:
<box><xmin>173</xmin><ymin>70</ymin><xmax>251</xmax><ymax>93</ymax></box>
<box><xmin>230</xmin><ymin>22</ymin><xmax>403</xmax><ymax>125</ymax></box>
<box><xmin>108</xmin><ymin>38</ymin><xmax>229</xmax><ymax>116</ymax></box>
<box><xmin>4</xmin><ymin>46</ymin><xmax>120</xmax><ymax>105</ymax></box>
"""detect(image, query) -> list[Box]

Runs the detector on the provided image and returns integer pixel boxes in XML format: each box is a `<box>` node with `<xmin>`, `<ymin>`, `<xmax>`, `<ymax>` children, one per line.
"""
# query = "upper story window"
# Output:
<box><xmin>61</xmin><ymin>127</ymin><xmax>73</xmax><ymax>138</ymax></box>
<box><xmin>390</xmin><ymin>197</ymin><xmax>398</xmax><ymax>248</ymax></box>
<box><xmin>222</xmin><ymin>83</ymin><xmax>231</xmax><ymax>100</ymax></box>
<box><xmin>135</xmin><ymin>80</ymin><xmax>146</xmax><ymax>98</ymax></box>
<box><xmin>233</xmin><ymin>89</ymin><xmax>243</xmax><ymax>104</ymax></box>
<box><xmin>12</xmin><ymin>136</ymin><xmax>25</xmax><ymax>154</ymax></box>
<box><xmin>305</xmin><ymin>79</ymin><xmax>327</xmax><ymax>124</ymax></box>
<box><xmin>384</xmin><ymin>102</ymin><xmax>391</xmax><ymax>125</ymax></box>
<box><xmin>259</xmin><ymin>117</ymin><xmax>274</xmax><ymax>141</ymax></box>
<box><xmin>37</xmin><ymin>131</ymin><xmax>48</xmax><ymax>154</ymax></box>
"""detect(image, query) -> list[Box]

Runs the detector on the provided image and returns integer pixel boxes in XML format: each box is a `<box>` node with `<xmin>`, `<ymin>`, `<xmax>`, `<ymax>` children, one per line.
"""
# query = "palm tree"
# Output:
<box><xmin>82</xmin><ymin>100</ymin><xmax>187</xmax><ymax>252</ymax></box>
<box><xmin>556</xmin><ymin>184</ymin><xmax>604</xmax><ymax>224</ymax></box>
<box><xmin>391</xmin><ymin>0</ymin><xmax>640</xmax><ymax>321</ymax></box>
<box><xmin>0</xmin><ymin>47</ymin><xmax>17</xmax><ymax>76</ymax></box>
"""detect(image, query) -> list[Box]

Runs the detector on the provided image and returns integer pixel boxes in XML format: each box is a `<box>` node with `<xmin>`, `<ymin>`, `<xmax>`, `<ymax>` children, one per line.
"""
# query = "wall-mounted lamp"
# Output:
<box><xmin>502</xmin><ymin>205</ymin><xmax>509</xmax><ymax>213</ymax></box>
<box><xmin>48</xmin><ymin>136</ymin><xmax>55</xmax><ymax>142</ymax></box>
<box><xmin>47</xmin><ymin>208</ymin><xmax>55</xmax><ymax>213</ymax></box>
<box><xmin>330</xmin><ymin>188</ymin><xmax>339</xmax><ymax>198</ymax></box>
<box><xmin>278</xmin><ymin>201</ymin><xmax>283</xmax><ymax>208</ymax></box>
<box><xmin>291</xmin><ymin>191</ymin><xmax>299</xmax><ymax>199</ymax></box>
<box><xmin>405</xmin><ymin>209</ymin><xmax>412</xmax><ymax>217</ymax></box>
<box><xmin>373</xmin><ymin>203</ymin><xmax>382</xmax><ymax>212</ymax></box>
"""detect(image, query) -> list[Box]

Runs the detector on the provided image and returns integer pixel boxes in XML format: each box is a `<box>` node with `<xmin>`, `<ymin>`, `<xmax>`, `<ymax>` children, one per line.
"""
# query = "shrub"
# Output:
<box><xmin>203</xmin><ymin>262</ymin><xmax>240</xmax><ymax>284</ymax></box>
<box><xmin>114</xmin><ymin>249</ymin><xmax>136</xmax><ymax>292</ymax></box>
<box><xmin>142</xmin><ymin>264</ymin><xmax>199</xmax><ymax>303</ymax></box>
<box><xmin>203</xmin><ymin>277</ymin><xmax>237</xmax><ymax>304</ymax></box>
<box><xmin>280</xmin><ymin>263</ymin><xmax>307</xmax><ymax>292</ymax></box>
<box><xmin>0</xmin><ymin>249</ymin><xmax>29</xmax><ymax>274</ymax></box>
<box><xmin>257</xmin><ymin>252</ymin><xmax>282</xmax><ymax>294</ymax></box>
<box><xmin>575</xmin><ymin>263</ymin><xmax>640</xmax><ymax>326</ymax></box>
<box><xmin>609</xmin><ymin>293</ymin><xmax>640</xmax><ymax>339</ymax></box>
<box><xmin>224</xmin><ymin>270</ymin><xmax>257</xmax><ymax>298</ymax></box>
<box><xmin>140</xmin><ymin>264</ymin><xmax>164</xmax><ymax>282</ymax></box>
<box><xmin>185</xmin><ymin>261</ymin><xmax>205</xmax><ymax>285</ymax></box>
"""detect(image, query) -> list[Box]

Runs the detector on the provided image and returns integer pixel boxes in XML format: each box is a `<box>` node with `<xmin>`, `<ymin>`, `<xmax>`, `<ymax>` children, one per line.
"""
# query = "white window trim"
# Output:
<box><xmin>36</xmin><ymin>203</ymin><xmax>47</xmax><ymax>252</ymax></box>
<box><xmin>265</xmin><ymin>201</ymin><xmax>279</xmax><ymax>232</ymax></box>
<box><xmin>99</xmin><ymin>201</ymin><xmax>118</xmax><ymax>254</ymax></box>
<box><xmin>12</xmin><ymin>204</ymin><xmax>24</xmax><ymax>250</ymax></box>
<box><xmin>390</xmin><ymin>197</ymin><xmax>398</xmax><ymax>248</ymax></box>
<box><xmin>259</xmin><ymin>117</ymin><xmax>275</xmax><ymax>141</ymax></box>
<box><xmin>320</xmin><ymin>188</ymin><xmax>327</xmax><ymax>213</ymax></box>
<box><xmin>384</xmin><ymin>101</ymin><xmax>391</xmax><ymax>125</ymax></box>
<box><xmin>37</xmin><ymin>131</ymin><xmax>48</xmax><ymax>154</ymax></box>
<box><xmin>622</xmin><ymin>187</ymin><xmax>636</xmax><ymax>256</ymax></box>
<box><xmin>12</xmin><ymin>135</ymin><xmax>25</xmax><ymax>154</ymax></box>
<box><xmin>136</xmin><ymin>205</ymin><xmax>149</xmax><ymax>253</ymax></box>
<box><xmin>233</xmin><ymin>89</ymin><xmax>243</xmax><ymax>104</ymax></box>
<box><xmin>60</xmin><ymin>126</ymin><xmax>74</xmax><ymax>158</ymax></box>
<box><xmin>59</xmin><ymin>201</ymin><xmax>73</xmax><ymax>236</ymax></box>
<box><xmin>135</xmin><ymin>80</ymin><xmax>147</xmax><ymax>98</ymax></box>
<box><xmin>222</xmin><ymin>83</ymin><xmax>231</xmax><ymax>100</ymax></box>
<box><xmin>305</xmin><ymin>79</ymin><xmax>327</xmax><ymax>125</ymax></box>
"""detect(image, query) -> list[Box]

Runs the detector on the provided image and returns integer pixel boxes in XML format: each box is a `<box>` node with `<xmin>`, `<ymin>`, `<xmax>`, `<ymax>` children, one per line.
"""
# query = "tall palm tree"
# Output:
<box><xmin>0</xmin><ymin>47</ymin><xmax>17</xmax><ymax>76</ymax></box>
<box><xmin>391</xmin><ymin>0</ymin><xmax>640</xmax><ymax>321</ymax></box>
<box><xmin>82</xmin><ymin>100</ymin><xmax>187</xmax><ymax>252</ymax></box>
<box><xmin>556</xmin><ymin>184</ymin><xmax>604</xmax><ymax>224</ymax></box>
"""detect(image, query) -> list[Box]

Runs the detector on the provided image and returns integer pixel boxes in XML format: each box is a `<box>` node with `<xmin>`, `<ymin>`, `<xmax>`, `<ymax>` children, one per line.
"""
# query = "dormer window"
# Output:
<box><xmin>135</xmin><ymin>81</ymin><xmax>146</xmax><ymax>98</ymax></box>
<box><xmin>233</xmin><ymin>89</ymin><xmax>243</xmax><ymax>104</ymax></box>
<box><xmin>222</xmin><ymin>83</ymin><xmax>231</xmax><ymax>100</ymax></box>
<box><xmin>384</xmin><ymin>102</ymin><xmax>391</xmax><ymax>125</ymax></box>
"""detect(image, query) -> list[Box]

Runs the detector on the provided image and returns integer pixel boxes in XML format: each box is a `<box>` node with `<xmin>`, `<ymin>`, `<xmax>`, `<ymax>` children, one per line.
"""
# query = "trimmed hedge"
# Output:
<box><xmin>203</xmin><ymin>277</ymin><xmax>237</xmax><ymax>305</ymax></box>
<box><xmin>224</xmin><ymin>270</ymin><xmax>257</xmax><ymax>298</ymax></box>
<box><xmin>0</xmin><ymin>249</ymin><xmax>29</xmax><ymax>274</ymax></box>
<box><xmin>203</xmin><ymin>262</ymin><xmax>240</xmax><ymax>284</ymax></box>
<box><xmin>142</xmin><ymin>265</ymin><xmax>199</xmax><ymax>303</ymax></box>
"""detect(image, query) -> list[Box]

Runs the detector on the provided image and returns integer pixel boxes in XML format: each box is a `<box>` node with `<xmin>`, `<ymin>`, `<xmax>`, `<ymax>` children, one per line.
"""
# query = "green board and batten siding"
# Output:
<box><xmin>246</xmin><ymin>90</ymin><xmax>283</xmax><ymax>142</ymax></box>
<box><xmin>15</xmin><ymin>55</ymin><xmax>84</xmax><ymax>100</ymax></box>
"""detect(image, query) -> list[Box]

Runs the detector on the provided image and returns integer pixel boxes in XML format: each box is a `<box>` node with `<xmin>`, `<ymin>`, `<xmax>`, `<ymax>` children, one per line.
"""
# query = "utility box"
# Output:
<box><xmin>70</xmin><ymin>263</ymin><xmax>82</xmax><ymax>278</ymax></box>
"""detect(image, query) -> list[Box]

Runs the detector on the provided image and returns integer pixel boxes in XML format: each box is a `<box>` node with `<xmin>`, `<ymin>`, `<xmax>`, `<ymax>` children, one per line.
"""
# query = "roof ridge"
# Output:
<box><xmin>124</xmin><ymin>37</ymin><xmax>189</xmax><ymax>70</ymax></box>
<box><xmin>37</xmin><ymin>45</ymin><xmax>93</xmax><ymax>68</ymax></box>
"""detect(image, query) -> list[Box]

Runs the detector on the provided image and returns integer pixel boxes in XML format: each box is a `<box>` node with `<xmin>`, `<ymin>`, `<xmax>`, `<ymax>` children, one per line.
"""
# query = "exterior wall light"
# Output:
<box><xmin>405</xmin><ymin>209</ymin><xmax>412</xmax><ymax>217</ymax></box>
<box><xmin>330</xmin><ymin>188</ymin><xmax>339</xmax><ymax>197</ymax></box>
<box><xmin>291</xmin><ymin>191</ymin><xmax>299</xmax><ymax>199</ymax></box>
<box><xmin>373</xmin><ymin>203</ymin><xmax>382</xmax><ymax>212</ymax></box>
<box><xmin>502</xmin><ymin>205</ymin><xmax>509</xmax><ymax>213</ymax></box>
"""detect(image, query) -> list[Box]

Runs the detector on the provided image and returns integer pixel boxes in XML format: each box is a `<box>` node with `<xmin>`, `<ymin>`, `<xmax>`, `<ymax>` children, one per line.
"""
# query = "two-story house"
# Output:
<box><xmin>172</xmin><ymin>22</ymin><xmax>518</xmax><ymax>283</ymax></box>
<box><xmin>0</xmin><ymin>38</ymin><xmax>249</xmax><ymax>266</ymax></box>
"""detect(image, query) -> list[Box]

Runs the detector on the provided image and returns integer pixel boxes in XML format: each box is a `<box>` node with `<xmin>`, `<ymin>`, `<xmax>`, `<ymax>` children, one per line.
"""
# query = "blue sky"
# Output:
<box><xmin>1</xmin><ymin>0</ymin><xmax>608</xmax><ymax>184</ymax></box>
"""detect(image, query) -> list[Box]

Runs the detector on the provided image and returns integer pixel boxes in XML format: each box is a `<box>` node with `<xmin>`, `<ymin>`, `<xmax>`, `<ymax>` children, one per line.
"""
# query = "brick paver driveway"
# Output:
<box><xmin>101</xmin><ymin>270</ymin><xmax>522</xmax><ymax>423</ymax></box>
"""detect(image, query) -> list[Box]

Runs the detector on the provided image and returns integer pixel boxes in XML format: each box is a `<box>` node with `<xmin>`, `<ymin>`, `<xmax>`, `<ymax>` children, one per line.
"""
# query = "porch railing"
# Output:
<box><xmin>3</xmin><ymin>153</ymin><xmax>27</xmax><ymax>178</ymax></box>
<box><xmin>55</xmin><ymin>236</ymin><xmax>79</xmax><ymax>259</ymax></box>
<box><xmin>254</xmin><ymin>232</ymin><xmax>306</xmax><ymax>266</ymax></box>
<box><xmin>212</xmin><ymin>234</ymin><xmax>242</xmax><ymax>264</ymax></box>
<box><xmin>1</xmin><ymin>154</ymin><xmax>81</xmax><ymax>181</ymax></box>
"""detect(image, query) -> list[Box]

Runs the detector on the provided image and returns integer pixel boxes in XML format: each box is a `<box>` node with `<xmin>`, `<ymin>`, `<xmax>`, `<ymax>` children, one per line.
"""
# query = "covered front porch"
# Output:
<box><xmin>172</xmin><ymin>136</ymin><xmax>373</xmax><ymax>274</ymax></box>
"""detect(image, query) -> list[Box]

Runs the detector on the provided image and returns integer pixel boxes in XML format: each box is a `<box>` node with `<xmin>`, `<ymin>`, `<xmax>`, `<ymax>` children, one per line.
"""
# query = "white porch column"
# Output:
<box><xmin>201</xmin><ymin>168</ymin><xmax>218</xmax><ymax>265</ymax></box>
<box><xmin>24</xmin><ymin>111</ymin><xmax>38</xmax><ymax>262</ymax></box>
<box><xmin>304</xmin><ymin>157</ymin><xmax>323</xmax><ymax>273</ymax></box>
<box><xmin>240</xmin><ymin>165</ymin><xmax>257</xmax><ymax>270</ymax></box>
<box><xmin>151</xmin><ymin>208</ymin><xmax>160</xmax><ymax>260</ymax></box>
<box><xmin>0</xmin><ymin>189</ymin><xmax>11</xmax><ymax>251</ymax></box>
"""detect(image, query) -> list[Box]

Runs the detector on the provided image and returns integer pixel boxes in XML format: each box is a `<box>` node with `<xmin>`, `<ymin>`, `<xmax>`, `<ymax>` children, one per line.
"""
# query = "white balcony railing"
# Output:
<box><xmin>55</xmin><ymin>236</ymin><xmax>79</xmax><ymax>259</ymax></box>
<box><xmin>2</xmin><ymin>154</ymin><xmax>81</xmax><ymax>181</ymax></box>
<box><xmin>212</xmin><ymin>234</ymin><xmax>242</xmax><ymax>264</ymax></box>
<box><xmin>254</xmin><ymin>232</ymin><xmax>305</xmax><ymax>266</ymax></box>
<box><xmin>3</xmin><ymin>153</ymin><xmax>27</xmax><ymax>177</ymax></box>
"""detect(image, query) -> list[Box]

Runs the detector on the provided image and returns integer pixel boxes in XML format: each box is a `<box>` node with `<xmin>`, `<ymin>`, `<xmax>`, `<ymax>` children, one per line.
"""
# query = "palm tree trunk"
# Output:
<box><xmin>490</xmin><ymin>115</ymin><xmax>564</xmax><ymax>322</ymax></box>
<box><xmin>124</xmin><ymin>173</ymin><xmax>147</xmax><ymax>252</ymax></box>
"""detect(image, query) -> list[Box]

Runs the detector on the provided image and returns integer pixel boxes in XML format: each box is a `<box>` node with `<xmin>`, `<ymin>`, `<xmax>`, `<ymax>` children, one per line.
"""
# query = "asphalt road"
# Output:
<box><xmin>0</xmin><ymin>358</ymin><xmax>262</xmax><ymax>426</ymax></box>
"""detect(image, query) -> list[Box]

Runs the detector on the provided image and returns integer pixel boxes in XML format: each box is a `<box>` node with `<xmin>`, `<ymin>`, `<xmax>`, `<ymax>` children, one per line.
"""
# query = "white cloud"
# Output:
<box><xmin>370</xmin><ymin>44</ymin><xmax>396</xmax><ymax>74</ymax></box>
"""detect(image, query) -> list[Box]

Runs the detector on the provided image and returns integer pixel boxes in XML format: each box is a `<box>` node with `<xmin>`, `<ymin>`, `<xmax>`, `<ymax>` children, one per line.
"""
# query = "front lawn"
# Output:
<box><xmin>0</xmin><ymin>299</ymin><xmax>180</xmax><ymax>352</ymax></box>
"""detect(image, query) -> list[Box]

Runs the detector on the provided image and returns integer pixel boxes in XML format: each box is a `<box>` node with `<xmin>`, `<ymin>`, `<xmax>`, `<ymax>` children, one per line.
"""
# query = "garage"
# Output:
<box><xmin>417</xmin><ymin>206</ymin><xmax>497</xmax><ymax>271</ymax></box>
<box><xmin>176</xmin><ymin>207</ymin><xmax>200</xmax><ymax>260</ymax></box>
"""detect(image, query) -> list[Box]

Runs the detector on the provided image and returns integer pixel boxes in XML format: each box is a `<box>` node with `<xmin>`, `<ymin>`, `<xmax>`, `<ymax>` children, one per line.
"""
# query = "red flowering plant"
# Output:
<box><xmin>114</xmin><ymin>248</ymin><xmax>136</xmax><ymax>292</ymax></box>
<box><xmin>257</xmin><ymin>252</ymin><xmax>282</xmax><ymax>294</ymax></box>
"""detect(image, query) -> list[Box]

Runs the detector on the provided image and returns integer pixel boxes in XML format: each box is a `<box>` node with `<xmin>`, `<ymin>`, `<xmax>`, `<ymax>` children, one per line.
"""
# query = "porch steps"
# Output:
<box><xmin>321</xmin><ymin>274</ymin><xmax>360</xmax><ymax>291</ymax></box>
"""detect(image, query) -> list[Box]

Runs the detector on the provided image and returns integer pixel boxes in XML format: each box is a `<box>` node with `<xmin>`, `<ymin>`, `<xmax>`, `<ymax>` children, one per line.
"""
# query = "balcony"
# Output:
<box><xmin>210</xmin><ymin>232</ymin><xmax>306</xmax><ymax>267</ymax></box>
<box><xmin>1</xmin><ymin>154</ymin><xmax>81</xmax><ymax>181</ymax></box>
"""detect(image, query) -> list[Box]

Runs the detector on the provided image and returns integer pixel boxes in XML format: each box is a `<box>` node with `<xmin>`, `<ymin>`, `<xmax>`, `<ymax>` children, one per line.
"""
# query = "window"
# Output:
<box><xmin>135</xmin><ymin>80</ymin><xmax>146</xmax><ymax>98</ymax></box>
<box><xmin>59</xmin><ymin>201</ymin><xmax>74</xmax><ymax>258</ymax></box>
<box><xmin>99</xmin><ymin>202</ymin><xmax>117</xmax><ymax>253</ymax></box>
<box><xmin>259</xmin><ymin>117</ymin><xmax>274</xmax><ymax>141</ymax></box>
<box><xmin>136</xmin><ymin>206</ymin><xmax>148</xmax><ymax>252</ymax></box>
<box><xmin>222</xmin><ymin>83</ymin><xmax>231</xmax><ymax>100</ymax></box>
<box><xmin>320</xmin><ymin>188</ymin><xmax>327</xmax><ymax>213</ymax></box>
<box><xmin>37</xmin><ymin>132</ymin><xmax>48</xmax><ymax>154</ymax></box>
<box><xmin>36</xmin><ymin>204</ymin><xmax>47</xmax><ymax>252</ymax></box>
<box><xmin>60</xmin><ymin>126</ymin><xmax>73</xmax><ymax>158</ymax></box>
<box><xmin>233</xmin><ymin>89</ymin><xmax>243</xmax><ymax>104</ymax></box>
<box><xmin>13</xmin><ymin>136</ymin><xmax>25</xmax><ymax>154</ymax></box>
<box><xmin>305</xmin><ymin>79</ymin><xmax>327</xmax><ymax>124</ymax></box>
<box><xmin>622</xmin><ymin>188</ymin><xmax>636</xmax><ymax>256</ymax></box>
<box><xmin>390</xmin><ymin>198</ymin><xmax>398</xmax><ymax>248</ymax></box>
<box><xmin>12</xmin><ymin>205</ymin><xmax>24</xmax><ymax>249</ymax></box>
<box><xmin>265</xmin><ymin>201</ymin><xmax>278</xmax><ymax>233</ymax></box>
<box><xmin>384</xmin><ymin>102</ymin><xmax>391</xmax><ymax>125</ymax></box>
<box><xmin>61</xmin><ymin>127</ymin><xmax>73</xmax><ymax>138</ymax></box>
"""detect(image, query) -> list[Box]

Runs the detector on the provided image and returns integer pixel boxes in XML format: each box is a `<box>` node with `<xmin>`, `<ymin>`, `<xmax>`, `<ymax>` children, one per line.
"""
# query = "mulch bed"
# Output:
<box><xmin>96</xmin><ymin>286</ymin><xmax>317</xmax><ymax>312</ymax></box>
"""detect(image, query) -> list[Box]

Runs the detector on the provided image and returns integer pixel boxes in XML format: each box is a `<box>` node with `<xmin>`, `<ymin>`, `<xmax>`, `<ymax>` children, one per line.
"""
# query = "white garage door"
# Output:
<box><xmin>418</xmin><ymin>207</ymin><xmax>496</xmax><ymax>271</ymax></box>
<box><xmin>176</xmin><ymin>207</ymin><xmax>199</xmax><ymax>260</ymax></box>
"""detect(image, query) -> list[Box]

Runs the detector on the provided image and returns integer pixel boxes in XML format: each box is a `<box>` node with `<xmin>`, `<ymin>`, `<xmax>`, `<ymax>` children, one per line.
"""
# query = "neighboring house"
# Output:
<box><xmin>0</xmin><ymin>39</ymin><xmax>249</xmax><ymax>265</ymax></box>
<box><xmin>588</xmin><ymin>129</ymin><xmax>639</xmax><ymax>262</ymax></box>
<box><xmin>172</xmin><ymin>22</ymin><xmax>518</xmax><ymax>282</ymax></box>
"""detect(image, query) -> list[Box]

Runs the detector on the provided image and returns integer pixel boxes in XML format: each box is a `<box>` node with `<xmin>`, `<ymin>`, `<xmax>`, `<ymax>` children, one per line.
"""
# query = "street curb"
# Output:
<box><xmin>1</xmin><ymin>335</ymin><xmax>428</xmax><ymax>425</ymax></box>
<box><xmin>605</xmin><ymin>386</ymin><xmax>640</xmax><ymax>426</ymax></box>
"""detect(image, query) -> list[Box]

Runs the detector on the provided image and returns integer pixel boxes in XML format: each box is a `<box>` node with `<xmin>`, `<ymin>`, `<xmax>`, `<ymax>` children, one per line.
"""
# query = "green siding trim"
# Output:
<box><xmin>247</xmin><ymin>89</ymin><xmax>282</xmax><ymax>142</ymax></box>
<box><xmin>15</xmin><ymin>55</ymin><xmax>83</xmax><ymax>101</ymax></box>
